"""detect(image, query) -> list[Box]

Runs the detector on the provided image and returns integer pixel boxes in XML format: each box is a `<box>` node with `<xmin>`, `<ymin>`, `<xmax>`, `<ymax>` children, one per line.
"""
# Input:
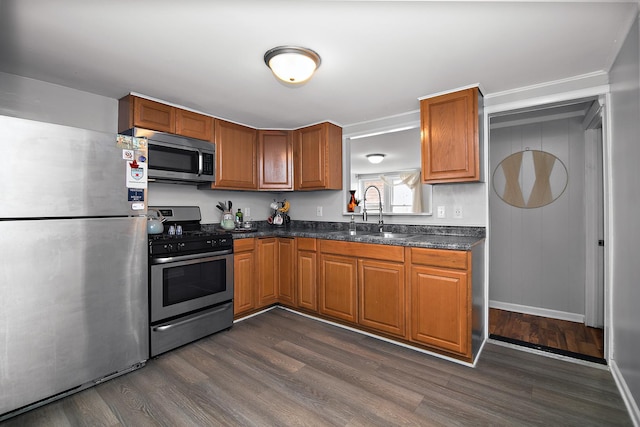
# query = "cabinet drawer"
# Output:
<box><xmin>320</xmin><ymin>240</ymin><xmax>404</xmax><ymax>262</ymax></box>
<box><xmin>234</xmin><ymin>238</ymin><xmax>255</xmax><ymax>253</ymax></box>
<box><xmin>297</xmin><ymin>237</ymin><xmax>317</xmax><ymax>251</ymax></box>
<box><xmin>410</xmin><ymin>248</ymin><xmax>468</xmax><ymax>270</ymax></box>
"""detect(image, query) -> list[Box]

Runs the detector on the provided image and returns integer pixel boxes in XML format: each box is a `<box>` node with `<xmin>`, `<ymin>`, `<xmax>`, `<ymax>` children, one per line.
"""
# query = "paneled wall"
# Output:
<box><xmin>609</xmin><ymin>13</ymin><xmax>640</xmax><ymax>415</ymax></box>
<box><xmin>489</xmin><ymin>116</ymin><xmax>586</xmax><ymax>319</ymax></box>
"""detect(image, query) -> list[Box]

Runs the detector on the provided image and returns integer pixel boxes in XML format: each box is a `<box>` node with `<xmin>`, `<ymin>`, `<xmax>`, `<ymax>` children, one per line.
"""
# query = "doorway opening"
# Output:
<box><xmin>488</xmin><ymin>96</ymin><xmax>606</xmax><ymax>364</ymax></box>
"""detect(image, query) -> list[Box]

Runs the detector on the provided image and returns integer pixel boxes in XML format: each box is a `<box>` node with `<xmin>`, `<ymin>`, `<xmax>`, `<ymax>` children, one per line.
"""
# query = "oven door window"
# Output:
<box><xmin>163</xmin><ymin>258</ymin><xmax>227</xmax><ymax>306</ymax></box>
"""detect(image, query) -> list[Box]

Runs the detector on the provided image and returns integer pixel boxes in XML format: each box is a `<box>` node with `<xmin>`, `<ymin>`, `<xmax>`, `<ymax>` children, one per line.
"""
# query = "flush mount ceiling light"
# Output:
<box><xmin>366</xmin><ymin>154</ymin><xmax>386</xmax><ymax>164</ymax></box>
<box><xmin>264</xmin><ymin>46</ymin><xmax>321</xmax><ymax>84</ymax></box>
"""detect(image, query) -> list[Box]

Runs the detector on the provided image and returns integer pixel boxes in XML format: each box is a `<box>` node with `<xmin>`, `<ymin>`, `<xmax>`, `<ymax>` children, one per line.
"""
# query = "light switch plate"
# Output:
<box><xmin>437</xmin><ymin>206</ymin><xmax>445</xmax><ymax>218</ymax></box>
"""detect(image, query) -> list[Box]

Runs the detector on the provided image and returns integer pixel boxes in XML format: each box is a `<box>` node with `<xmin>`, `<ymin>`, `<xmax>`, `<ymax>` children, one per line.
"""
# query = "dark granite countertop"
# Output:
<box><xmin>203</xmin><ymin>220</ymin><xmax>485</xmax><ymax>251</ymax></box>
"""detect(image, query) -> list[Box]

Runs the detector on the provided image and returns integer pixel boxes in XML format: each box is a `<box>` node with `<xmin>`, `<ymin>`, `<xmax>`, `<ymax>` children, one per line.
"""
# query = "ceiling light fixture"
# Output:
<box><xmin>366</xmin><ymin>154</ymin><xmax>386</xmax><ymax>164</ymax></box>
<box><xmin>264</xmin><ymin>46</ymin><xmax>321</xmax><ymax>84</ymax></box>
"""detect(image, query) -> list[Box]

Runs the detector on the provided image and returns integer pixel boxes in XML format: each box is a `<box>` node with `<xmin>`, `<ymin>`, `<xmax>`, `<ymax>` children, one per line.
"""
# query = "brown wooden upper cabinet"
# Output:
<box><xmin>118</xmin><ymin>95</ymin><xmax>213</xmax><ymax>141</ymax></box>
<box><xmin>175</xmin><ymin>109</ymin><xmax>214</xmax><ymax>141</ymax></box>
<box><xmin>258</xmin><ymin>130</ymin><xmax>293</xmax><ymax>191</ymax></box>
<box><xmin>213</xmin><ymin>119</ymin><xmax>258</xmax><ymax>190</ymax></box>
<box><xmin>420</xmin><ymin>87</ymin><xmax>482</xmax><ymax>183</ymax></box>
<box><xmin>119</xmin><ymin>96</ymin><xmax>343</xmax><ymax>191</ymax></box>
<box><xmin>294</xmin><ymin>122</ymin><xmax>343</xmax><ymax>190</ymax></box>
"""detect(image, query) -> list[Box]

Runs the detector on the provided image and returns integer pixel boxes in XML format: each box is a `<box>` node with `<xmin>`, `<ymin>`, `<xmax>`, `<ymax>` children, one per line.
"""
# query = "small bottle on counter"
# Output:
<box><xmin>349</xmin><ymin>215</ymin><xmax>357</xmax><ymax>235</ymax></box>
<box><xmin>235</xmin><ymin>209</ymin><xmax>243</xmax><ymax>226</ymax></box>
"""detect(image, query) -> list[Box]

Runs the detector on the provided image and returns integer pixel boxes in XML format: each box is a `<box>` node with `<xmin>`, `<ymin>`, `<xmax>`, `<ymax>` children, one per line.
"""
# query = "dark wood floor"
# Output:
<box><xmin>2</xmin><ymin>308</ymin><xmax>630</xmax><ymax>426</ymax></box>
<box><xmin>489</xmin><ymin>308</ymin><xmax>605</xmax><ymax>360</ymax></box>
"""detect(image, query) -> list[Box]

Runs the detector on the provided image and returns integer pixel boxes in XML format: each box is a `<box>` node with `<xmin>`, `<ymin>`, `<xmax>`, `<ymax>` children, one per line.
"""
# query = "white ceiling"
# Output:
<box><xmin>0</xmin><ymin>1</ymin><xmax>637</xmax><ymax>129</ymax></box>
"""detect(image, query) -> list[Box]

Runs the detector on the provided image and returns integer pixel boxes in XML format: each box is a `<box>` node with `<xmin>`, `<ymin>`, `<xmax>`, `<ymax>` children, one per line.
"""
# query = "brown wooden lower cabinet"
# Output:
<box><xmin>233</xmin><ymin>238</ymin><xmax>256</xmax><ymax>317</ymax></box>
<box><xmin>358</xmin><ymin>258</ymin><xmax>406</xmax><ymax>338</ymax></box>
<box><xmin>234</xmin><ymin>237</ymin><xmax>474</xmax><ymax>360</ymax></box>
<box><xmin>277</xmin><ymin>237</ymin><xmax>296</xmax><ymax>306</ymax></box>
<box><xmin>234</xmin><ymin>237</ymin><xmax>297</xmax><ymax>318</ymax></box>
<box><xmin>319</xmin><ymin>253</ymin><xmax>358</xmax><ymax>323</ymax></box>
<box><xmin>296</xmin><ymin>238</ymin><xmax>317</xmax><ymax>311</ymax></box>
<box><xmin>408</xmin><ymin>248</ymin><xmax>471</xmax><ymax>358</ymax></box>
<box><xmin>318</xmin><ymin>240</ymin><xmax>405</xmax><ymax>336</ymax></box>
<box><xmin>257</xmin><ymin>237</ymin><xmax>278</xmax><ymax>307</ymax></box>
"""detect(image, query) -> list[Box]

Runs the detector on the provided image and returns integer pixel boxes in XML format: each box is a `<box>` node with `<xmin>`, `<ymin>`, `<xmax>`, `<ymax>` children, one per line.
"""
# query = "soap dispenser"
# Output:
<box><xmin>349</xmin><ymin>214</ymin><xmax>357</xmax><ymax>235</ymax></box>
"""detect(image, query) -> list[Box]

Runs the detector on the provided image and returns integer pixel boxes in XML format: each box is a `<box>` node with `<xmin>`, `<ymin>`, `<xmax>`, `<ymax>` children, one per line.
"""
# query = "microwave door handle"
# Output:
<box><xmin>197</xmin><ymin>149</ymin><xmax>203</xmax><ymax>176</ymax></box>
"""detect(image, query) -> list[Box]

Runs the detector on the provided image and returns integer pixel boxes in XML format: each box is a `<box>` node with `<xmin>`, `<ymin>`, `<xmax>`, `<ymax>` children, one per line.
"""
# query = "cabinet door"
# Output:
<box><xmin>132</xmin><ymin>97</ymin><xmax>176</xmax><ymax>133</ymax></box>
<box><xmin>421</xmin><ymin>87</ymin><xmax>479</xmax><ymax>183</ymax></box>
<box><xmin>410</xmin><ymin>265</ymin><xmax>470</xmax><ymax>356</ymax></box>
<box><xmin>358</xmin><ymin>259</ymin><xmax>406</xmax><ymax>338</ymax></box>
<box><xmin>319</xmin><ymin>253</ymin><xmax>357</xmax><ymax>323</ymax></box>
<box><xmin>294</xmin><ymin>122</ymin><xmax>342</xmax><ymax>190</ymax></box>
<box><xmin>297</xmin><ymin>249</ymin><xmax>317</xmax><ymax>312</ymax></box>
<box><xmin>214</xmin><ymin>119</ymin><xmax>257</xmax><ymax>189</ymax></box>
<box><xmin>257</xmin><ymin>237</ymin><xmax>278</xmax><ymax>307</ymax></box>
<box><xmin>258</xmin><ymin>130</ymin><xmax>293</xmax><ymax>190</ymax></box>
<box><xmin>233</xmin><ymin>239</ymin><xmax>256</xmax><ymax>317</ymax></box>
<box><xmin>277</xmin><ymin>237</ymin><xmax>296</xmax><ymax>306</ymax></box>
<box><xmin>176</xmin><ymin>109</ymin><xmax>213</xmax><ymax>141</ymax></box>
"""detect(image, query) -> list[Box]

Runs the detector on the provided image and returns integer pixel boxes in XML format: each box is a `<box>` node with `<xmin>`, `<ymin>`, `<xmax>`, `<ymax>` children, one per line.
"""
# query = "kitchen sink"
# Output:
<box><xmin>360</xmin><ymin>232</ymin><xmax>414</xmax><ymax>239</ymax></box>
<box><xmin>321</xmin><ymin>230</ymin><xmax>416</xmax><ymax>239</ymax></box>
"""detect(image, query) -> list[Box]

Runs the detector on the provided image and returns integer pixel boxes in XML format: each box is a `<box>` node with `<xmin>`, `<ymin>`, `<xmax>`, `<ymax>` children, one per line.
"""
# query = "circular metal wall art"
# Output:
<box><xmin>492</xmin><ymin>149</ymin><xmax>568</xmax><ymax>209</ymax></box>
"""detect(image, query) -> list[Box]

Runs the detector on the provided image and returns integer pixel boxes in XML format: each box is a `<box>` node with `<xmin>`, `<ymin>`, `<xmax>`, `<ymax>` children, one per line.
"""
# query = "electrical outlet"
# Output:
<box><xmin>316</xmin><ymin>206</ymin><xmax>323</xmax><ymax>217</ymax></box>
<box><xmin>244</xmin><ymin>207</ymin><xmax>250</xmax><ymax>218</ymax></box>
<box><xmin>454</xmin><ymin>206</ymin><xmax>463</xmax><ymax>219</ymax></box>
<box><xmin>437</xmin><ymin>205</ymin><xmax>446</xmax><ymax>218</ymax></box>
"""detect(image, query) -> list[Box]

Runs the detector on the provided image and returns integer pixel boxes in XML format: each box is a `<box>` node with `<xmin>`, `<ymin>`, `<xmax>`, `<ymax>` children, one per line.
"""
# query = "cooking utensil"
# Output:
<box><xmin>147</xmin><ymin>218</ymin><xmax>164</xmax><ymax>234</ymax></box>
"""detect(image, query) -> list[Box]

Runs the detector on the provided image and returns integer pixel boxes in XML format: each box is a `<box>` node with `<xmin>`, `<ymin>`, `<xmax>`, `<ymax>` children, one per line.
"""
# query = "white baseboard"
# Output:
<box><xmin>490</xmin><ymin>300</ymin><xmax>585</xmax><ymax>323</ymax></box>
<box><xmin>610</xmin><ymin>359</ymin><xmax>640</xmax><ymax>427</ymax></box>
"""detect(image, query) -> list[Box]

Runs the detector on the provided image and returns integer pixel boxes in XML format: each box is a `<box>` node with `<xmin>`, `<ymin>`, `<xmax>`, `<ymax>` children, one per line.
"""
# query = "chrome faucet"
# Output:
<box><xmin>362</xmin><ymin>185</ymin><xmax>384</xmax><ymax>232</ymax></box>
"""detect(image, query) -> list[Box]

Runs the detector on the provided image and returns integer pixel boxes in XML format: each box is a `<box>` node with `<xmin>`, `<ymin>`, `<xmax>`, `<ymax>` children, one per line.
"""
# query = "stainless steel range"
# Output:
<box><xmin>148</xmin><ymin>206</ymin><xmax>233</xmax><ymax>357</ymax></box>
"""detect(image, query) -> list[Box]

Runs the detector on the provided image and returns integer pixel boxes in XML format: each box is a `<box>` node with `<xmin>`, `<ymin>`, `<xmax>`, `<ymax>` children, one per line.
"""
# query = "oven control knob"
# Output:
<box><xmin>177</xmin><ymin>242</ymin><xmax>185</xmax><ymax>251</ymax></box>
<box><xmin>210</xmin><ymin>239</ymin><xmax>218</xmax><ymax>247</ymax></box>
<box><xmin>164</xmin><ymin>243</ymin><xmax>174</xmax><ymax>252</ymax></box>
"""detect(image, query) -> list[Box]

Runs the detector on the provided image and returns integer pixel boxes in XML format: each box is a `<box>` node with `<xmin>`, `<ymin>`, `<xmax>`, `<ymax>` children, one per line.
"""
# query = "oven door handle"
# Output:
<box><xmin>152</xmin><ymin>249</ymin><xmax>233</xmax><ymax>264</ymax></box>
<box><xmin>152</xmin><ymin>304</ymin><xmax>232</xmax><ymax>332</ymax></box>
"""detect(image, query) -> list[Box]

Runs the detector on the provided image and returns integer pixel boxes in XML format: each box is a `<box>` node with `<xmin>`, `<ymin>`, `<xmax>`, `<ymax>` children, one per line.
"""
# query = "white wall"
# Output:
<box><xmin>284</xmin><ymin>182</ymin><xmax>486</xmax><ymax>226</ymax></box>
<box><xmin>0</xmin><ymin>71</ymin><xmax>117</xmax><ymax>133</ymax></box>
<box><xmin>489</xmin><ymin>117</ymin><xmax>586</xmax><ymax>320</ymax></box>
<box><xmin>148</xmin><ymin>184</ymin><xmax>276</xmax><ymax>225</ymax></box>
<box><xmin>608</xmin><ymin>13</ymin><xmax>640</xmax><ymax>422</ymax></box>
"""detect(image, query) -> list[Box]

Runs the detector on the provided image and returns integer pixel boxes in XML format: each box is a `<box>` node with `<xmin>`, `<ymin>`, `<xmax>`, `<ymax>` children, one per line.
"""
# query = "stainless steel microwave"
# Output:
<box><xmin>124</xmin><ymin>127</ymin><xmax>215</xmax><ymax>184</ymax></box>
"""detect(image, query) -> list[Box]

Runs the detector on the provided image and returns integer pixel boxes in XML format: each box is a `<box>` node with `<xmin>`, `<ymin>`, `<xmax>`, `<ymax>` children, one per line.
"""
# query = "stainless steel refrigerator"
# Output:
<box><xmin>0</xmin><ymin>115</ymin><xmax>149</xmax><ymax>419</ymax></box>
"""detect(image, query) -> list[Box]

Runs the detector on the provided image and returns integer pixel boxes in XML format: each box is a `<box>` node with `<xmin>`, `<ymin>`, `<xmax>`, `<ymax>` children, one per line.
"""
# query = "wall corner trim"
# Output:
<box><xmin>610</xmin><ymin>359</ymin><xmax>640</xmax><ymax>426</ymax></box>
